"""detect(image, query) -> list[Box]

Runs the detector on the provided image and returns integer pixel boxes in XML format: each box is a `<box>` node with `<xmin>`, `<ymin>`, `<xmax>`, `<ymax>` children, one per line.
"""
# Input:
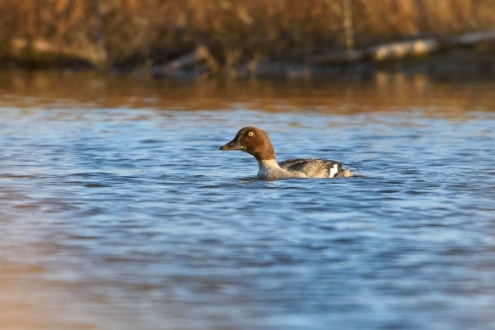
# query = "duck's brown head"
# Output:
<box><xmin>219</xmin><ymin>127</ymin><xmax>276</xmax><ymax>161</ymax></box>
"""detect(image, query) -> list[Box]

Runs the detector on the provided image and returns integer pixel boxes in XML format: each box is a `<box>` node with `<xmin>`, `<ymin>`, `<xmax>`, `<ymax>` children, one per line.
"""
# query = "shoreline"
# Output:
<box><xmin>3</xmin><ymin>30</ymin><xmax>495</xmax><ymax>81</ymax></box>
<box><xmin>2</xmin><ymin>48</ymin><xmax>495</xmax><ymax>82</ymax></box>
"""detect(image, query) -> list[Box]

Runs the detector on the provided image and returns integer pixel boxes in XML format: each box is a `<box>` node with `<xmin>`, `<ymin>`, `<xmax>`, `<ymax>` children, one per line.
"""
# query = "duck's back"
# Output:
<box><xmin>279</xmin><ymin>158</ymin><xmax>346</xmax><ymax>178</ymax></box>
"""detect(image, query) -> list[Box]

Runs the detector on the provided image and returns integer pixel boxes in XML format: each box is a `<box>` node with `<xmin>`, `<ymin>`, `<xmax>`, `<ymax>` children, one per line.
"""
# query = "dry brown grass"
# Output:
<box><xmin>1</xmin><ymin>0</ymin><xmax>494</xmax><ymax>68</ymax></box>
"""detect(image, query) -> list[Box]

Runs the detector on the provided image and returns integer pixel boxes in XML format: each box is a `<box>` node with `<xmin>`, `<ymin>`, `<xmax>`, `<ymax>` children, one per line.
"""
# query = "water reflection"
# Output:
<box><xmin>0</xmin><ymin>70</ymin><xmax>494</xmax><ymax>117</ymax></box>
<box><xmin>1</xmin><ymin>71</ymin><xmax>495</xmax><ymax>330</ymax></box>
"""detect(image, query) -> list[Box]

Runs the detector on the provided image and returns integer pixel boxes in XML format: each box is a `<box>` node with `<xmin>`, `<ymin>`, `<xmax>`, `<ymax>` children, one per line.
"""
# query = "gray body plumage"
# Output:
<box><xmin>279</xmin><ymin>158</ymin><xmax>344</xmax><ymax>178</ymax></box>
<box><xmin>258</xmin><ymin>158</ymin><xmax>343</xmax><ymax>179</ymax></box>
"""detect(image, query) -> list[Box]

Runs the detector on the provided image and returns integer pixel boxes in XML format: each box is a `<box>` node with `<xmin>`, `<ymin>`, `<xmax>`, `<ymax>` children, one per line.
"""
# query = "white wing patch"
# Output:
<box><xmin>329</xmin><ymin>163</ymin><xmax>339</xmax><ymax>178</ymax></box>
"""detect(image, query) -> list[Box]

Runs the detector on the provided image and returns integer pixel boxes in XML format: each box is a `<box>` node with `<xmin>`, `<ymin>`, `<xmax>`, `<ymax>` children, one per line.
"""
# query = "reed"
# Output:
<box><xmin>1</xmin><ymin>0</ymin><xmax>494</xmax><ymax>68</ymax></box>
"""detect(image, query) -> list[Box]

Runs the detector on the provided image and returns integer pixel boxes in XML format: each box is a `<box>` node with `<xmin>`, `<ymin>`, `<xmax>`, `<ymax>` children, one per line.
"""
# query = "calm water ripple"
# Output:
<box><xmin>1</xmin><ymin>76</ymin><xmax>495</xmax><ymax>329</ymax></box>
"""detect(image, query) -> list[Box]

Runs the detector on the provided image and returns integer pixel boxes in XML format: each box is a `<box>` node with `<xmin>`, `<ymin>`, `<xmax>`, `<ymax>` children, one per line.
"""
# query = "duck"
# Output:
<box><xmin>219</xmin><ymin>126</ymin><xmax>354</xmax><ymax>179</ymax></box>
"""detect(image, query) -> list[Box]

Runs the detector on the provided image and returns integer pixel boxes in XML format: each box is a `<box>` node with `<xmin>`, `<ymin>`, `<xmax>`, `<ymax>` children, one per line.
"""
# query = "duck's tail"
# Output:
<box><xmin>339</xmin><ymin>168</ymin><xmax>354</xmax><ymax>178</ymax></box>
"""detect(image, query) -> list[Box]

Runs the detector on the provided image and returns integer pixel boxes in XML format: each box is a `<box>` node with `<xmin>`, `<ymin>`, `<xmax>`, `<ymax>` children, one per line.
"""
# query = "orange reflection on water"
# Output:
<box><xmin>0</xmin><ymin>70</ymin><xmax>493</xmax><ymax>119</ymax></box>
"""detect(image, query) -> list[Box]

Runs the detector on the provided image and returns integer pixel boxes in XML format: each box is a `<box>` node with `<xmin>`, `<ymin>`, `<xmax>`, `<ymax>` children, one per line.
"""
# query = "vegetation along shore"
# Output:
<box><xmin>2</xmin><ymin>0</ymin><xmax>495</xmax><ymax>79</ymax></box>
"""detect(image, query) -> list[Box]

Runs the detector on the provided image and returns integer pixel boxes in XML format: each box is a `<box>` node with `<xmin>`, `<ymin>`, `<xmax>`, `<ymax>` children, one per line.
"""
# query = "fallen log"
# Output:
<box><xmin>307</xmin><ymin>30</ymin><xmax>495</xmax><ymax>65</ymax></box>
<box><xmin>11</xmin><ymin>38</ymin><xmax>106</xmax><ymax>67</ymax></box>
<box><xmin>151</xmin><ymin>45</ymin><xmax>220</xmax><ymax>77</ymax></box>
<box><xmin>455</xmin><ymin>30</ymin><xmax>495</xmax><ymax>45</ymax></box>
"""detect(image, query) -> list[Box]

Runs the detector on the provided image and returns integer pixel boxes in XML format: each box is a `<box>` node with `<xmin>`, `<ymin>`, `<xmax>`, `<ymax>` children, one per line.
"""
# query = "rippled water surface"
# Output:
<box><xmin>1</xmin><ymin>71</ymin><xmax>495</xmax><ymax>330</ymax></box>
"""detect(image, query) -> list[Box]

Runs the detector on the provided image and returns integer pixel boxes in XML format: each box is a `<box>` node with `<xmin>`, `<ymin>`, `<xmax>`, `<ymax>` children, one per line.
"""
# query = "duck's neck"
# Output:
<box><xmin>257</xmin><ymin>159</ymin><xmax>285</xmax><ymax>179</ymax></box>
<box><xmin>250</xmin><ymin>138</ymin><xmax>277</xmax><ymax>163</ymax></box>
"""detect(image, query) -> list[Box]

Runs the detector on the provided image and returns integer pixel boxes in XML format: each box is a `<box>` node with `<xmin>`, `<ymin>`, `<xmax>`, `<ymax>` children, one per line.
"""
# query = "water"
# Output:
<box><xmin>1</xmin><ymin>71</ymin><xmax>495</xmax><ymax>330</ymax></box>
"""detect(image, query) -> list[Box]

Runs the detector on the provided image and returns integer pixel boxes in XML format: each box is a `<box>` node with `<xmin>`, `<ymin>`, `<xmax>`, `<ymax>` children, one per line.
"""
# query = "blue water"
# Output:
<box><xmin>1</xmin><ymin>74</ymin><xmax>495</xmax><ymax>329</ymax></box>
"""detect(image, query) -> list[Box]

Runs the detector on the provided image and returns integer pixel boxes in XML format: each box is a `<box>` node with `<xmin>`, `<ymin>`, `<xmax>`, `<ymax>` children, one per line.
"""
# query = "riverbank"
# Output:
<box><xmin>2</xmin><ymin>0</ymin><xmax>495</xmax><ymax>80</ymax></box>
<box><xmin>3</xmin><ymin>46</ymin><xmax>495</xmax><ymax>82</ymax></box>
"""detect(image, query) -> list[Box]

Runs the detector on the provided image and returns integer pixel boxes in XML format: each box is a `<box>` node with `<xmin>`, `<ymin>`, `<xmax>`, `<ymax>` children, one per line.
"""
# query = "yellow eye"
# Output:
<box><xmin>247</xmin><ymin>131</ymin><xmax>254</xmax><ymax>137</ymax></box>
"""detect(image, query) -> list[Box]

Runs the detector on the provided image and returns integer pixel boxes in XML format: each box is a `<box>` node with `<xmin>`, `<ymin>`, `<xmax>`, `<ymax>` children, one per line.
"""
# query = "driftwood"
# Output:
<box><xmin>307</xmin><ymin>30</ymin><xmax>495</xmax><ymax>65</ymax></box>
<box><xmin>151</xmin><ymin>45</ymin><xmax>219</xmax><ymax>77</ymax></box>
<box><xmin>11</xmin><ymin>38</ymin><xmax>220</xmax><ymax>76</ymax></box>
<box><xmin>11</xmin><ymin>38</ymin><xmax>107</xmax><ymax>67</ymax></box>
